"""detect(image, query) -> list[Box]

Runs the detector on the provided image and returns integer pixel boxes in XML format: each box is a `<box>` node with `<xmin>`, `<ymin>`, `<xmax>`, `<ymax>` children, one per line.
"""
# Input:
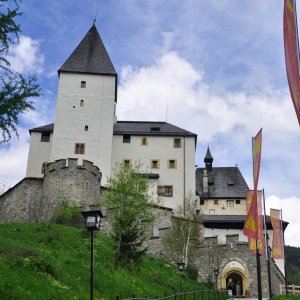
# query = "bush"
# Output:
<box><xmin>52</xmin><ymin>201</ymin><xmax>83</xmax><ymax>227</ymax></box>
<box><xmin>186</xmin><ymin>264</ymin><xmax>198</xmax><ymax>281</ymax></box>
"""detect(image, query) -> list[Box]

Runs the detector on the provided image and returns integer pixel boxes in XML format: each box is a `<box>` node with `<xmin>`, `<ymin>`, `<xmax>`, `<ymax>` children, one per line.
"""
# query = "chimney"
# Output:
<box><xmin>203</xmin><ymin>169</ymin><xmax>208</xmax><ymax>197</ymax></box>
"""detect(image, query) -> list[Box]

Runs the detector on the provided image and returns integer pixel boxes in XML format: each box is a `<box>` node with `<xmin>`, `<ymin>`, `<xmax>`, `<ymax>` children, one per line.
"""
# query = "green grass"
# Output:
<box><xmin>271</xmin><ymin>295</ymin><xmax>300</xmax><ymax>300</ymax></box>
<box><xmin>0</xmin><ymin>223</ymin><xmax>216</xmax><ymax>300</ymax></box>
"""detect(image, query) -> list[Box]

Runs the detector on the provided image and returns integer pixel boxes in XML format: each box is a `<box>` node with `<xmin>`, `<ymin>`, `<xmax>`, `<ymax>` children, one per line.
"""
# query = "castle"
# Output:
<box><xmin>0</xmin><ymin>24</ymin><xmax>286</xmax><ymax>297</ymax></box>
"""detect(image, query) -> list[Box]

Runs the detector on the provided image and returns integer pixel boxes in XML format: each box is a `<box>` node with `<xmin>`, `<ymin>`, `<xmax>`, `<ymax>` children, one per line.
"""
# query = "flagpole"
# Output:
<box><xmin>262</xmin><ymin>189</ymin><xmax>272</xmax><ymax>298</ymax></box>
<box><xmin>281</xmin><ymin>209</ymin><xmax>288</xmax><ymax>294</ymax></box>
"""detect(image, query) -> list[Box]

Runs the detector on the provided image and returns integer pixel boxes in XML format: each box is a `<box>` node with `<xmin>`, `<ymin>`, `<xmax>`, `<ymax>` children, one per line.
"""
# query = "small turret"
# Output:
<box><xmin>204</xmin><ymin>146</ymin><xmax>213</xmax><ymax>172</ymax></box>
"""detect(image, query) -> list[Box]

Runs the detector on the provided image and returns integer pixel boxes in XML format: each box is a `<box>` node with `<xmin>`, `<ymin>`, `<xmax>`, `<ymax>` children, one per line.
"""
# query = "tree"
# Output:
<box><xmin>102</xmin><ymin>164</ymin><xmax>154</xmax><ymax>270</ymax></box>
<box><xmin>162</xmin><ymin>194</ymin><xmax>203</xmax><ymax>266</ymax></box>
<box><xmin>0</xmin><ymin>0</ymin><xmax>41</xmax><ymax>142</ymax></box>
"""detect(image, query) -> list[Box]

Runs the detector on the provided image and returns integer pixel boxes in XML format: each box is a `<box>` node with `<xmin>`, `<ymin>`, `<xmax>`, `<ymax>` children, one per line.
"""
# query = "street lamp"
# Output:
<box><xmin>213</xmin><ymin>267</ymin><xmax>219</xmax><ymax>290</ymax></box>
<box><xmin>177</xmin><ymin>262</ymin><xmax>186</xmax><ymax>299</ymax></box>
<box><xmin>82</xmin><ymin>210</ymin><xmax>103</xmax><ymax>300</ymax></box>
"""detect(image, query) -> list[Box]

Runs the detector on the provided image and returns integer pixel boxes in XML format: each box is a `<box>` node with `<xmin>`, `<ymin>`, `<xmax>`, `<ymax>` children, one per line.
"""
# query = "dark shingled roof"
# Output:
<box><xmin>59</xmin><ymin>24</ymin><xmax>116</xmax><ymax>75</ymax></box>
<box><xmin>29</xmin><ymin>121</ymin><xmax>196</xmax><ymax>138</ymax></box>
<box><xmin>114</xmin><ymin>121</ymin><xmax>197</xmax><ymax>137</ymax></box>
<box><xmin>196</xmin><ymin>167</ymin><xmax>249</xmax><ymax>199</ymax></box>
<box><xmin>29</xmin><ymin>123</ymin><xmax>54</xmax><ymax>134</ymax></box>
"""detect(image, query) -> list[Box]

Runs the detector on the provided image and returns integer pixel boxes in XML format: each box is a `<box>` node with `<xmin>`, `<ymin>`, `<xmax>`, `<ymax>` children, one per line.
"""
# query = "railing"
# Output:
<box><xmin>280</xmin><ymin>284</ymin><xmax>300</xmax><ymax>295</ymax></box>
<box><xmin>116</xmin><ymin>289</ymin><xmax>228</xmax><ymax>300</ymax></box>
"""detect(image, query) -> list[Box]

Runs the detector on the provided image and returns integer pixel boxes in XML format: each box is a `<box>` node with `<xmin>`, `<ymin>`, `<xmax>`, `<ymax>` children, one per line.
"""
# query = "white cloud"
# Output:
<box><xmin>266</xmin><ymin>195</ymin><xmax>300</xmax><ymax>247</ymax></box>
<box><xmin>7</xmin><ymin>35</ymin><xmax>44</xmax><ymax>74</ymax></box>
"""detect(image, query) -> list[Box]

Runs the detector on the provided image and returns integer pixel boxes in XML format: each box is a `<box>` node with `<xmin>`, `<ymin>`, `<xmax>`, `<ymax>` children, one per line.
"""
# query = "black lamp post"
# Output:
<box><xmin>82</xmin><ymin>210</ymin><xmax>103</xmax><ymax>300</ymax></box>
<box><xmin>177</xmin><ymin>262</ymin><xmax>186</xmax><ymax>299</ymax></box>
<box><xmin>213</xmin><ymin>267</ymin><xmax>219</xmax><ymax>290</ymax></box>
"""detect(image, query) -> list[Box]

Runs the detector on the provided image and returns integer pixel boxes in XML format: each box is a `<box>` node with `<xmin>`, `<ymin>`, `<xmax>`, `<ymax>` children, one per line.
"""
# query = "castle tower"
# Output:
<box><xmin>50</xmin><ymin>24</ymin><xmax>117</xmax><ymax>185</ymax></box>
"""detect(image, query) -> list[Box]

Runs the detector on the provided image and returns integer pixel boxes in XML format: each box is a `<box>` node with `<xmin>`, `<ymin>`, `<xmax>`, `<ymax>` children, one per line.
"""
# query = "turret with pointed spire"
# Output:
<box><xmin>204</xmin><ymin>146</ymin><xmax>213</xmax><ymax>172</ymax></box>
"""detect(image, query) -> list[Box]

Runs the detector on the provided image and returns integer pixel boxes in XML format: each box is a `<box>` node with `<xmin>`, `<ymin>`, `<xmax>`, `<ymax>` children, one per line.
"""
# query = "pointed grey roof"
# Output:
<box><xmin>59</xmin><ymin>24</ymin><xmax>116</xmax><ymax>75</ymax></box>
<box><xmin>196</xmin><ymin>167</ymin><xmax>249</xmax><ymax>199</ymax></box>
<box><xmin>204</xmin><ymin>146</ymin><xmax>213</xmax><ymax>163</ymax></box>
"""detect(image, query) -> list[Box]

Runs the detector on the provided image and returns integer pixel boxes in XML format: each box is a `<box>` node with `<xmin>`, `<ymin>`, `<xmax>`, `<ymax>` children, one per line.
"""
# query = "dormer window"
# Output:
<box><xmin>81</xmin><ymin>81</ymin><xmax>86</xmax><ymax>88</ymax></box>
<box><xmin>151</xmin><ymin>127</ymin><xmax>160</xmax><ymax>132</ymax></box>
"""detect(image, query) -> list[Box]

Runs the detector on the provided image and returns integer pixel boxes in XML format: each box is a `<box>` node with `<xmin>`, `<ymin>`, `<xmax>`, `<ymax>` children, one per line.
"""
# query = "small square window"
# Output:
<box><xmin>84</xmin><ymin>125</ymin><xmax>88</xmax><ymax>131</ymax></box>
<box><xmin>41</xmin><ymin>132</ymin><xmax>50</xmax><ymax>142</ymax></box>
<box><xmin>141</xmin><ymin>137</ymin><xmax>148</xmax><ymax>145</ymax></box>
<box><xmin>214</xmin><ymin>199</ymin><xmax>218</xmax><ymax>205</ymax></box>
<box><xmin>227</xmin><ymin>200</ymin><xmax>234</xmax><ymax>207</ymax></box>
<box><xmin>123</xmin><ymin>135</ymin><xmax>131</xmax><ymax>143</ymax></box>
<box><xmin>157</xmin><ymin>185</ymin><xmax>173</xmax><ymax>197</ymax></box>
<box><xmin>209</xmin><ymin>209</ymin><xmax>215</xmax><ymax>215</ymax></box>
<box><xmin>151</xmin><ymin>159</ymin><xmax>159</xmax><ymax>169</ymax></box>
<box><xmin>81</xmin><ymin>81</ymin><xmax>86</xmax><ymax>88</ymax></box>
<box><xmin>168</xmin><ymin>159</ymin><xmax>177</xmax><ymax>169</ymax></box>
<box><xmin>75</xmin><ymin>143</ymin><xmax>85</xmax><ymax>154</ymax></box>
<box><xmin>174</xmin><ymin>138</ymin><xmax>181</xmax><ymax>148</ymax></box>
<box><xmin>235</xmin><ymin>199</ymin><xmax>241</xmax><ymax>205</ymax></box>
<box><xmin>123</xmin><ymin>159</ymin><xmax>131</xmax><ymax>167</ymax></box>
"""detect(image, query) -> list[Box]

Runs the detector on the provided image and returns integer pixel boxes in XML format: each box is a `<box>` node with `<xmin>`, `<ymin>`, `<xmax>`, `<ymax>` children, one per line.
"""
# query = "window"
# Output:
<box><xmin>209</xmin><ymin>209</ymin><xmax>215</xmax><ymax>215</ymax></box>
<box><xmin>214</xmin><ymin>199</ymin><xmax>218</xmax><ymax>205</ymax></box>
<box><xmin>41</xmin><ymin>132</ymin><xmax>50</xmax><ymax>142</ymax></box>
<box><xmin>123</xmin><ymin>159</ymin><xmax>131</xmax><ymax>167</ymax></box>
<box><xmin>168</xmin><ymin>159</ymin><xmax>177</xmax><ymax>169</ymax></box>
<box><xmin>235</xmin><ymin>199</ymin><xmax>241</xmax><ymax>205</ymax></box>
<box><xmin>151</xmin><ymin>159</ymin><xmax>159</xmax><ymax>169</ymax></box>
<box><xmin>157</xmin><ymin>185</ymin><xmax>173</xmax><ymax>197</ymax></box>
<box><xmin>123</xmin><ymin>135</ymin><xmax>131</xmax><ymax>143</ymax></box>
<box><xmin>141</xmin><ymin>137</ymin><xmax>148</xmax><ymax>145</ymax></box>
<box><xmin>227</xmin><ymin>200</ymin><xmax>234</xmax><ymax>207</ymax></box>
<box><xmin>174</xmin><ymin>138</ymin><xmax>181</xmax><ymax>148</ymax></box>
<box><xmin>80</xmin><ymin>99</ymin><xmax>84</xmax><ymax>107</ymax></box>
<box><xmin>75</xmin><ymin>143</ymin><xmax>85</xmax><ymax>154</ymax></box>
<box><xmin>81</xmin><ymin>81</ymin><xmax>86</xmax><ymax>88</ymax></box>
<box><xmin>84</xmin><ymin>125</ymin><xmax>88</xmax><ymax>131</ymax></box>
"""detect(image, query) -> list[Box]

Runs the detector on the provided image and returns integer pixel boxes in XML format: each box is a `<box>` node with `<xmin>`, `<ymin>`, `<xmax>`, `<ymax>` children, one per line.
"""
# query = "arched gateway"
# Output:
<box><xmin>220</xmin><ymin>260</ymin><xmax>248</xmax><ymax>297</ymax></box>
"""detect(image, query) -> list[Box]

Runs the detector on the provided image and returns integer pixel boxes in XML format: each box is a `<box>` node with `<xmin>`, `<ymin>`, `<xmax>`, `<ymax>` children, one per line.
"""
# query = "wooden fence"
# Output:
<box><xmin>280</xmin><ymin>284</ymin><xmax>300</xmax><ymax>295</ymax></box>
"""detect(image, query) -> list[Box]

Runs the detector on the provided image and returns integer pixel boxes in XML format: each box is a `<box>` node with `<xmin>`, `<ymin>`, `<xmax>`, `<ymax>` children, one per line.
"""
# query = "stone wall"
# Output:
<box><xmin>0</xmin><ymin>158</ymin><xmax>102</xmax><ymax>222</ymax></box>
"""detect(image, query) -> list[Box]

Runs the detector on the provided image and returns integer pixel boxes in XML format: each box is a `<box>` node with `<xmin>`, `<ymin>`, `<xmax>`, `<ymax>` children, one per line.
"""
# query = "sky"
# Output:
<box><xmin>0</xmin><ymin>0</ymin><xmax>299</xmax><ymax>247</ymax></box>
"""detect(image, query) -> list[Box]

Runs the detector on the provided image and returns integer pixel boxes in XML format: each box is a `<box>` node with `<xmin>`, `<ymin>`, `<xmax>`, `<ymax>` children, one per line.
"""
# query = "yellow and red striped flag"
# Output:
<box><xmin>246</xmin><ymin>190</ymin><xmax>264</xmax><ymax>255</ymax></box>
<box><xmin>284</xmin><ymin>0</ymin><xmax>300</xmax><ymax>125</ymax></box>
<box><xmin>270</xmin><ymin>209</ymin><xmax>284</xmax><ymax>259</ymax></box>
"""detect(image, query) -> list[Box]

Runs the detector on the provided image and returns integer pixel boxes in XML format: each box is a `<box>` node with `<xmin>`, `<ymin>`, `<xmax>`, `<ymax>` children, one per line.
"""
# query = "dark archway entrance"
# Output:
<box><xmin>226</xmin><ymin>272</ymin><xmax>243</xmax><ymax>297</ymax></box>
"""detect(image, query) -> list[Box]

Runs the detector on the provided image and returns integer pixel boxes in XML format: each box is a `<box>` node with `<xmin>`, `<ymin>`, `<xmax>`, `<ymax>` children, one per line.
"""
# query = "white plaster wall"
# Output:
<box><xmin>50</xmin><ymin>73</ymin><xmax>115</xmax><ymax>185</ymax></box>
<box><xmin>201</xmin><ymin>199</ymin><xmax>247</xmax><ymax>215</ymax></box>
<box><xmin>111</xmin><ymin>134</ymin><xmax>196</xmax><ymax>209</ymax></box>
<box><xmin>26</xmin><ymin>132</ymin><xmax>52</xmax><ymax>177</ymax></box>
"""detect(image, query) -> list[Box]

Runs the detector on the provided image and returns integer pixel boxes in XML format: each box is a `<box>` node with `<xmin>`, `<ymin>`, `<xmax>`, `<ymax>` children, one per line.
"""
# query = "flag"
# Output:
<box><xmin>246</xmin><ymin>190</ymin><xmax>264</xmax><ymax>255</ymax></box>
<box><xmin>243</xmin><ymin>193</ymin><xmax>258</xmax><ymax>240</ymax></box>
<box><xmin>270</xmin><ymin>209</ymin><xmax>284</xmax><ymax>259</ymax></box>
<box><xmin>253</xmin><ymin>129</ymin><xmax>262</xmax><ymax>191</ymax></box>
<box><xmin>284</xmin><ymin>0</ymin><xmax>300</xmax><ymax>125</ymax></box>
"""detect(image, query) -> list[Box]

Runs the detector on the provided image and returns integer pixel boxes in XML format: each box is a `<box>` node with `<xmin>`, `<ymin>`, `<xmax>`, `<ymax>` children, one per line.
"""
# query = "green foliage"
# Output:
<box><xmin>162</xmin><ymin>194</ymin><xmax>202</xmax><ymax>265</ymax></box>
<box><xmin>52</xmin><ymin>201</ymin><xmax>82</xmax><ymax>227</ymax></box>
<box><xmin>0</xmin><ymin>222</ymin><xmax>209</xmax><ymax>299</ymax></box>
<box><xmin>0</xmin><ymin>0</ymin><xmax>41</xmax><ymax>142</ymax></box>
<box><xmin>271</xmin><ymin>295</ymin><xmax>300</xmax><ymax>300</ymax></box>
<box><xmin>285</xmin><ymin>245</ymin><xmax>300</xmax><ymax>285</ymax></box>
<box><xmin>186</xmin><ymin>264</ymin><xmax>199</xmax><ymax>281</ymax></box>
<box><xmin>102</xmin><ymin>163</ymin><xmax>154</xmax><ymax>270</ymax></box>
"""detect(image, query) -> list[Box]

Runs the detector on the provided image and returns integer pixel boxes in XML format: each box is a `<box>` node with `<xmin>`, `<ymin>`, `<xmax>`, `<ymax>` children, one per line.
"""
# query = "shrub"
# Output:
<box><xmin>52</xmin><ymin>201</ymin><xmax>83</xmax><ymax>227</ymax></box>
<box><xmin>186</xmin><ymin>264</ymin><xmax>198</xmax><ymax>281</ymax></box>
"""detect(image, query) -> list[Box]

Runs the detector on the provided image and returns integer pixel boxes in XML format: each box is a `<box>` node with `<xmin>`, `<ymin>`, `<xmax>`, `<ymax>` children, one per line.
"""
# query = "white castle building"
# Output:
<box><xmin>0</xmin><ymin>24</ymin><xmax>287</xmax><ymax>297</ymax></box>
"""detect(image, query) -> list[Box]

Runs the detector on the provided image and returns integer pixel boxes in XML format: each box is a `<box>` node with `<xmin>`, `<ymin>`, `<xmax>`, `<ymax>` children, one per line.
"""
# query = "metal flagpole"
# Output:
<box><xmin>262</xmin><ymin>189</ymin><xmax>272</xmax><ymax>298</ymax></box>
<box><xmin>281</xmin><ymin>209</ymin><xmax>288</xmax><ymax>294</ymax></box>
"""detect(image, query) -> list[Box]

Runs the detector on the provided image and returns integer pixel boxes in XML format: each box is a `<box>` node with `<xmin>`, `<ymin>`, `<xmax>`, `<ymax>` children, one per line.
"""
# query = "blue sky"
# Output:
<box><xmin>0</xmin><ymin>0</ymin><xmax>300</xmax><ymax>247</ymax></box>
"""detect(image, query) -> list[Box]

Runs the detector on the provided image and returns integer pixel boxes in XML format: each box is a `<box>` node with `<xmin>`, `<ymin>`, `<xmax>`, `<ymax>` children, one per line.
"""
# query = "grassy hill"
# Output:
<box><xmin>0</xmin><ymin>223</ymin><xmax>212</xmax><ymax>300</ymax></box>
